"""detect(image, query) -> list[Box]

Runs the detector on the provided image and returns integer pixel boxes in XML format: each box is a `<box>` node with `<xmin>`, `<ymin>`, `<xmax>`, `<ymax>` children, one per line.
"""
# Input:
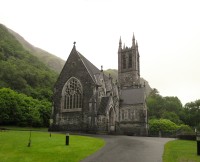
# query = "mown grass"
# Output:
<box><xmin>163</xmin><ymin>140</ymin><xmax>200</xmax><ymax>162</ymax></box>
<box><xmin>0</xmin><ymin>126</ymin><xmax>48</xmax><ymax>131</ymax></box>
<box><xmin>0</xmin><ymin>130</ymin><xmax>105</xmax><ymax>162</ymax></box>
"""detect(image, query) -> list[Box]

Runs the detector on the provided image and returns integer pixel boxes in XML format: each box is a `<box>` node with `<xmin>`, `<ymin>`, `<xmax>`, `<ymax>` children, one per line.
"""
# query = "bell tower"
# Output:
<box><xmin>118</xmin><ymin>33</ymin><xmax>140</xmax><ymax>89</ymax></box>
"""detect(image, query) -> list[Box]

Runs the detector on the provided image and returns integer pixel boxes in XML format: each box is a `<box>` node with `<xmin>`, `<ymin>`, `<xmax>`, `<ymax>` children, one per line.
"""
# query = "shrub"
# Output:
<box><xmin>149</xmin><ymin>119</ymin><xmax>178</xmax><ymax>137</ymax></box>
<box><xmin>176</xmin><ymin>124</ymin><xmax>194</xmax><ymax>135</ymax></box>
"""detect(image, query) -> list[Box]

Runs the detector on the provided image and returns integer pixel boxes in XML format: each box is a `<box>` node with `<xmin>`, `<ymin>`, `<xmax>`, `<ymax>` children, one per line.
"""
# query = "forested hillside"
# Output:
<box><xmin>0</xmin><ymin>24</ymin><xmax>199</xmax><ymax>133</ymax></box>
<box><xmin>8</xmin><ymin>28</ymin><xmax>65</xmax><ymax>73</ymax></box>
<box><xmin>0</xmin><ymin>24</ymin><xmax>57</xmax><ymax>101</ymax></box>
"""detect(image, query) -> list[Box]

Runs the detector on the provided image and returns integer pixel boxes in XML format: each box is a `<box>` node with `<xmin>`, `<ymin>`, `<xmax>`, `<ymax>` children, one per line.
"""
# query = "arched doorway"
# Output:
<box><xmin>109</xmin><ymin>107</ymin><xmax>115</xmax><ymax>132</ymax></box>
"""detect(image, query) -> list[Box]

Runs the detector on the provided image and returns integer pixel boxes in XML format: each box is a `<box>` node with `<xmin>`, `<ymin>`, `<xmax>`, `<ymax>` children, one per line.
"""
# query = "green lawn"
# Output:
<box><xmin>0</xmin><ymin>126</ymin><xmax>48</xmax><ymax>131</ymax></box>
<box><xmin>163</xmin><ymin>139</ymin><xmax>200</xmax><ymax>162</ymax></box>
<box><xmin>0</xmin><ymin>130</ymin><xmax>105</xmax><ymax>162</ymax></box>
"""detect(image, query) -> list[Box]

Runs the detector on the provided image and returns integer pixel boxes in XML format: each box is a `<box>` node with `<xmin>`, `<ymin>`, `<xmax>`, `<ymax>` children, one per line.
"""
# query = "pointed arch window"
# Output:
<box><xmin>62</xmin><ymin>77</ymin><xmax>82</xmax><ymax>110</ymax></box>
<box><xmin>122</xmin><ymin>54</ymin><xmax>126</xmax><ymax>69</ymax></box>
<box><xmin>128</xmin><ymin>53</ymin><xmax>132</xmax><ymax>68</ymax></box>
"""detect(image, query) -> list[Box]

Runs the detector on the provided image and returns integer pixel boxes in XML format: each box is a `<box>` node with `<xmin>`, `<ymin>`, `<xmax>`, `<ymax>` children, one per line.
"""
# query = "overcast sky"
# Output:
<box><xmin>0</xmin><ymin>0</ymin><xmax>200</xmax><ymax>105</ymax></box>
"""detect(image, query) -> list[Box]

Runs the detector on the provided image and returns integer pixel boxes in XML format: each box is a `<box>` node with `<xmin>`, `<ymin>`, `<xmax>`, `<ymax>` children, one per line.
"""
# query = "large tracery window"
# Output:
<box><xmin>63</xmin><ymin>77</ymin><xmax>82</xmax><ymax>109</ymax></box>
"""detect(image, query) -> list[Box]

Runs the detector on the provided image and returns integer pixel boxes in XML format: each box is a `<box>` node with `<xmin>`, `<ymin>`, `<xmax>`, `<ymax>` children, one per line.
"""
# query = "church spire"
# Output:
<box><xmin>118</xmin><ymin>37</ymin><xmax>122</xmax><ymax>52</ymax></box>
<box><xmin>132</xmin><ymin>33</ymin><xmax>136</xmax><ymax>49</ymax></box>
<box><xmin>119</xmin><ymin>37</ymin><xmax>122</xmax><ymax>46</ymax></box>
<box><xmin>132</xmin><ymin>32</ymin><xmax>135</xmax><ymax>41</ymax></box>
<box><xmin>136</xmin><ymin>40</ymin><xmax>138</xmax><ymax>48</ymax></box>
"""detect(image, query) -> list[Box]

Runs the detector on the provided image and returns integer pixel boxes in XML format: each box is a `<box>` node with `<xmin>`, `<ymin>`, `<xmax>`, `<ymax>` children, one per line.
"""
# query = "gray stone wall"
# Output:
<box><xmin>119</xmin><ymin>104</ymin><xmax>148</xmax><ymax>136</ymax></box>
<box><xmin>51</xmin><ymin>49</ymin><xmax>96</xmax><ymax>132</ymax></box>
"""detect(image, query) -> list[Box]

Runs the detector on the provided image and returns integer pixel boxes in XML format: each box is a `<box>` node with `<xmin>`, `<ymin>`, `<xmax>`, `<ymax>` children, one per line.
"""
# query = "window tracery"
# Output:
<box><xmin>63</xmin><ymin>77</ymin><xmax>82</xmax><ymax>109</ymax></box>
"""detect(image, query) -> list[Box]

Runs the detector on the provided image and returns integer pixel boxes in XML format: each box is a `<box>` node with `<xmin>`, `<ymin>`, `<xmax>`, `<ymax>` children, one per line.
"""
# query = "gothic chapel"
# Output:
<box><xmin>50</xmin><ymin>34</ymin><xmax>148</xmax><ymax>136</ymax></box>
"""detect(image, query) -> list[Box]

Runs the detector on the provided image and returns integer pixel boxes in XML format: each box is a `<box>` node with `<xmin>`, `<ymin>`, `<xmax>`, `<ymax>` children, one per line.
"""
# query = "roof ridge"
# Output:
<box><xmin>77</xmin><ymin>51</ymin><xmax>100</xmax><ymax>84</ymax></box>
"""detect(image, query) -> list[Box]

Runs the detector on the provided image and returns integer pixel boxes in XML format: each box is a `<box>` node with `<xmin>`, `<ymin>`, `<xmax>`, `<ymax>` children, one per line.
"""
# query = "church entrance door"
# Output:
<box><xmin>109</xmin><ymin>107</ymin><xmax>115</xmax><ymax>132</ymax></box>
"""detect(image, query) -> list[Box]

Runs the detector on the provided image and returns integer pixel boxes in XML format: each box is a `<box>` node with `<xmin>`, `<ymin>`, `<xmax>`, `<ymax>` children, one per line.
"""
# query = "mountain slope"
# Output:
<box><xmin>1</xmin><ymin>24</ymin><xmax>152</xmax><ymax>98</ymax></box>
<box><xmin>0</xmin><ymin>24</ymin><xmax>57</xmax><ymax>101</ymax></box>
<box><xmin>7</xmin><ymin>28</ymin><xmax>65</xmax><ymax>73</ymax></box>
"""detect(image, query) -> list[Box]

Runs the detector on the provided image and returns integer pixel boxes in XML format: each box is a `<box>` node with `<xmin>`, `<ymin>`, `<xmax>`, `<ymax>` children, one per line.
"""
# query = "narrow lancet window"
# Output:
<box><xmin>122</xmin><ymin>54</ymin><xmax>126</xmax><ymax>69</ymax></box>
<box><xmin>128</xmin><ymin>53</ymin><xmax>132</xmax><ymax>68</ymax></box>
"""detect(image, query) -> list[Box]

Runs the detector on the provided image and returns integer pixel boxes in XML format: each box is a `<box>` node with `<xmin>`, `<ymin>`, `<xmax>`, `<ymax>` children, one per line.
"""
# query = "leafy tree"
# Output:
<box><xmin>162</xmin><ymin>111</ymin><xmax>182</xmax><ymax>125</ymax></box>
<box><xmin>147</xmin><ymin>89</ymin><xmax>164</xmax><ymax>119</ymax></box>
<box><xmin>147</xmin><ymin>89</ymin><xmax>184</xmax><ymax>124</ymax></box>
<box><xmin>0</xmin><ymin>24</ymin><xmax>58</xmax><ymax>102</ymax></box>
<box><xmin>182</xmin><ymin>99</ymin><xmax>200</xmax><ymax>130</ymax></box>
<box><xmin>0</xmin><ymin>88</ymin><xmax>51</xmax><ymax>127</ymax></box>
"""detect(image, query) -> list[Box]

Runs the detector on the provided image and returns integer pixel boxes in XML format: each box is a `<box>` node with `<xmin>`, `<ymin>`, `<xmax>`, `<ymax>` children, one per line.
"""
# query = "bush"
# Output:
<box><xmin>176</xmin><ymin>124</ymin><xmax>194</xmax><ymax>135</ymax></box>
<box><xmin>149</xmin><ymin>119</ymin><xmax>178</xmax><ymax>137</ymax></box>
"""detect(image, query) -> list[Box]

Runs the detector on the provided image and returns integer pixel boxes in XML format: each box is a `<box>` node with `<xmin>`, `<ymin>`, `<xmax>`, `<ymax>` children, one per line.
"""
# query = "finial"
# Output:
<box><xmin>132</xmin><ymin>32</ymin><xmax>135</xmax><ymax>40</ymax></box>
<box><xmin>132</xmin><ymin>33</ymin><xmax>136</xmax><ymax>49</ymax></box>
<box><xmin>73</xmin><ymin>41</ymin><xmax>76</xmax><ymax>46</ymax></box>
<box><xmin>101</xmin><ymin>65</ymin><xmax>103</xmax><ymax>72</ymax></box>
<box><xmin>118</xmin><ymin>37</ymin><xmax>122</xmax><ymax>52</ymax></box>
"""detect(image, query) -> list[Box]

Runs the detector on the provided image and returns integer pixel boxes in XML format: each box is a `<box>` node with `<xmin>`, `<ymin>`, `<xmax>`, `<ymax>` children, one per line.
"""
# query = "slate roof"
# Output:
<box><xmin>120</xmin><ymin>88</ymin><xmax>145</xmax><ymax>105</ymax></box>
<box><xmin>98</xmin><ymin>97</ymin><xmax>110</xmax><ymax>115</ymax></box>
<box><xmin>77</xmin><ymin>51</ymin><xmax>101</xmax><ymax>83</ymax></box>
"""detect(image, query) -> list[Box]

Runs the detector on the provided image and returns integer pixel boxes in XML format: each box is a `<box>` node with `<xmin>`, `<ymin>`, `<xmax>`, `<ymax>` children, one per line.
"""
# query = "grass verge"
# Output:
<box><xmin>0</xmin><ymin>125</ymin><xmax>48</xmax><ymax>131</ymax></box>
<box><xmin>0</xmin><ymin>130</ymin><xmax>105</xmax><ymax>162</ymax></box>
<box><xmin>163</xmin><ymin>139</ymin><xmax>200</xmax><ymax>162</ymax></box>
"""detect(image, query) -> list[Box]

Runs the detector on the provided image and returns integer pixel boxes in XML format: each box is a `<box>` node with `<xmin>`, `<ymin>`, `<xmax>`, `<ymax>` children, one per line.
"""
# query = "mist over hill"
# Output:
<box><xmin>0</xmin><ymin>24</ymin><xmax>152</xmax><ymax>99</ymax></box>
<box><xmin>0</xmin><ymin>24</ymin><xmax>57</xmax><ymax>101</ymax></box>
<box><xmin>7</xmin><ymin>28</ymin><xmax>65</xmax><ymax>73</ymax></box>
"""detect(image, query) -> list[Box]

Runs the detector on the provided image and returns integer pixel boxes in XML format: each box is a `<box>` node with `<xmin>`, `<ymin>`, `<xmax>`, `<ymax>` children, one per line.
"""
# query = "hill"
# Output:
<box><xmin>7</xmin><ymin>28</ymin><xmax>65</xmax><ymax>73</ymax></box>
<box><xmin>0</xmin><ymin>24</ymin><xmax>57</xmax><ymax>101</ymax></box>
<box><xmin>0</xmin><ymin>24</ymin><xmax>152</xmax><ymax>99</ymax></box>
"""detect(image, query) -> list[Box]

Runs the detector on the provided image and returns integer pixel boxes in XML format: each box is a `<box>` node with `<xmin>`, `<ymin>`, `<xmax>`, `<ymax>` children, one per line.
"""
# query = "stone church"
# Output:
<box><xmin>50</xmin><ymin>34</ymin><xmax>148</xmax><ymax>136</ymax></box>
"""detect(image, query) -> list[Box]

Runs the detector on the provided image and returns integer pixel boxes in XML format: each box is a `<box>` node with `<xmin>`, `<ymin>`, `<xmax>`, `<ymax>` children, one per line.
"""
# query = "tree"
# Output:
<box><xmin>182</xmin><ymin>99</ymin><xmax>200</xmax><ymax>130</ymax></box>
<box><xmin>147</xmin><ymin>89</ymin><xmax>164</xmax><ymax>119</ymax></box>
<box><xmin>147</xmin><ymin>89</ymin><xmax>184</xmax><ymax>124</ymax></box>
<box><xmin>0</xmin><ymin>88</ymin><xmax>52</xmax><ymax>127</ymax></box>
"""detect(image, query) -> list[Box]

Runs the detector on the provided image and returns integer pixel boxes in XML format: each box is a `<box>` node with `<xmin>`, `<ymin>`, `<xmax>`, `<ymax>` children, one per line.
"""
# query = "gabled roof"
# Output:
<box><xmin>76</xmin><ymin>50</ymin><xmax>101</xmax><ymax>83</ymax></box>
<box><xmin>120</xmin><ymin>87</ymin><xmax>145</xmax><ymax>105</ymax></box>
